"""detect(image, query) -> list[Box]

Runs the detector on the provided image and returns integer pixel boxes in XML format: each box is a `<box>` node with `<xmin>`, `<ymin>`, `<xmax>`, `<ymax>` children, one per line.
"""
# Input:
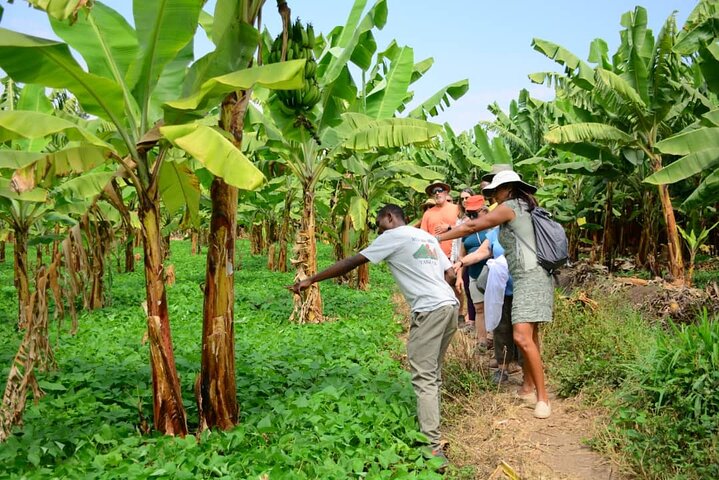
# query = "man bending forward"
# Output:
<box><xmin>289</xmin><ymin>204</ymin><xmax>458</xmax><ymax>460</ymax></box>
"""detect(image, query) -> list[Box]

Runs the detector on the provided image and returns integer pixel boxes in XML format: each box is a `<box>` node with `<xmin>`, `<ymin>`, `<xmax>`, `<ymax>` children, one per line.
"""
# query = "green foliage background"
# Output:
<box><xmin>0</xmin><ymin>241</ymin><xmax>446</xmax><ymax>479</ymax></box>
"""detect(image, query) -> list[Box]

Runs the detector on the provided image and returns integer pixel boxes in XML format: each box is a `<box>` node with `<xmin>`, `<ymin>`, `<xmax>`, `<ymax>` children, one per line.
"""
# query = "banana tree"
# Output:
<box><xmin>533</xmin><ymin>7</ymin><xmax>705</xmax><ymax>282</ymax></box>
<box><xmin>0</xmin><ymin>0</ymin><xmax>305</xmax><ymax>435</ymax></box>
<box><xmin>644</xmin><ymin>4</ymin><xmax>719</xmax><ymax>211</ymax></box>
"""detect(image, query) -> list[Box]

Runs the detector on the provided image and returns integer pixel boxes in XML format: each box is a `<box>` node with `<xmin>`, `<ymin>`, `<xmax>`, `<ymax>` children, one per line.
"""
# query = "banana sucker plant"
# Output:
<box><xmin>0</xmin><ymin>0</ymin><xmax>306</xmax><ymax>435</ymax></box>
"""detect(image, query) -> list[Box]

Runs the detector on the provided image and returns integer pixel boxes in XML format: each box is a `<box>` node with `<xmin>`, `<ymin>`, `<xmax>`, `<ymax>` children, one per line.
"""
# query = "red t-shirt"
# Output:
<box><xmin>420</xmin><ymin>203</ymin><xmax>459</xmax><ymax>257</ymax></box>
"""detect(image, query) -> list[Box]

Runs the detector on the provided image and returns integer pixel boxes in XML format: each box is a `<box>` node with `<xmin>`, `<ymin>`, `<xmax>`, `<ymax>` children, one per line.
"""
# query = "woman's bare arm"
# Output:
<box><xmin>437</xmin><ymin>204</ymin><xmax>515</xmax><ymax>242</ymax></box>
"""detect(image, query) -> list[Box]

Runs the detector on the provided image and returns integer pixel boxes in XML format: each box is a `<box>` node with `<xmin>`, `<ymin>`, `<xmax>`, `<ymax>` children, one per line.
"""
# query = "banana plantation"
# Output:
<box><xmin>0</xmin><ymin>0</ymin><xmax>718</xmax><ymax>478</ymax></box>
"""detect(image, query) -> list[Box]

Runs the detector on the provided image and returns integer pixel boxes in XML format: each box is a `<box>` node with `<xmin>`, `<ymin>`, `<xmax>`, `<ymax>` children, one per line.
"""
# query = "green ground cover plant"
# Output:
<box><xmin>543</xmin><ymin>291</ymin><xmax>657</xmax><ymax>399</ymax></box>
<box><xmin>0</xmin><ymin>241</ymin><xmax>446</xmax><ymax>479</ymax></box>
<box><xmin>603</xmin><ymin>311</ymin><xmax>719</xmax><ymax>479</ymax></box>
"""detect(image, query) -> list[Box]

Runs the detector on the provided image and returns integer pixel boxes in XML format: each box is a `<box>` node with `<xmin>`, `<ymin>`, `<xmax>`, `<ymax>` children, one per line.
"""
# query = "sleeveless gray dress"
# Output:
<box><xmin>498</xmin><ymin>199</ymin><xmax>554</xmax><ymax>324</ymax></box>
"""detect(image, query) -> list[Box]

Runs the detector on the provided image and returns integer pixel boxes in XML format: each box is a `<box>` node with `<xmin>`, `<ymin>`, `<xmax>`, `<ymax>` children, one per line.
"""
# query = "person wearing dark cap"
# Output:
<box><xmin>420</xmin><ymin>181</ymin><xmax>459</xmax><ymax>258</ymax></box>
<box><xmin>436</xmin><ymin>170</ymin><xmax>554</xmax><ymax>419</ymax></box>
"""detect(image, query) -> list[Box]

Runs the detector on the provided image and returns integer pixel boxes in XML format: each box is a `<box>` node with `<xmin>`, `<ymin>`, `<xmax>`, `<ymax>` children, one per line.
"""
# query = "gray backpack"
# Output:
<box><xmin>514</xmin><ymin>207</ymin><xmax>569</xmax><ymax>274</ymax></box>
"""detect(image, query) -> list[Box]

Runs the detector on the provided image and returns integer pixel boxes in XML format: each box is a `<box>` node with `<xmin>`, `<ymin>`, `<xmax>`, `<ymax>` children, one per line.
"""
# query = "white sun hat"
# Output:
<box><xmin>481</xmin><ymin>170</ymin><xmax>537</xmax><ymax>195</ymax></box>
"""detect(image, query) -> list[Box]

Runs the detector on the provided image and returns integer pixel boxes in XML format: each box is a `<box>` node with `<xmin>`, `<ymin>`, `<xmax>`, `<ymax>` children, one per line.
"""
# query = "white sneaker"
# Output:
<box><xmin>533</xmin><ymin>401</ymin><xmax>551</xmax><ymax>419</ymax></box>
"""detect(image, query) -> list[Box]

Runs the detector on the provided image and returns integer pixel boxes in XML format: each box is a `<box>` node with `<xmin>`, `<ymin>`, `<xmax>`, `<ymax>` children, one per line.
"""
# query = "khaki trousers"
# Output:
<box><xmin>407</xmin><ymin>303</ymin><xmax>458</xmax><ymax>450</ymax></box>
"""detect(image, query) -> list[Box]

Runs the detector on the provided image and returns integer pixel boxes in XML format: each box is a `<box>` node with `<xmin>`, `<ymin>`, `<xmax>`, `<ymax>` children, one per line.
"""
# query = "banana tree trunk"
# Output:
<box><xmin>266</xmin><ymin>220</ymin><xmax>278</xmax><ymax>271</ymax></box>
<box><xmin>657</xmin><ymin>183</ymin><xmax>684</xmax><ymax>282</ymax></box>
<box><xmin>355</xmin><ymin>225</ymin><xmax>370</xmax><ymax>290</ymax></box>
<box><xmin>197</xmin><ymin>177</ymin><xmax>238</xmax><ymax>431</ymax></box>
<box><xmin>125</xmin><ymin>232</ymin><xmax>135</xmax><ymax>273</ymax></box>
<box><xmin>81</xmin><ymin>215</ymin><xmax>105</xmax><ymax>311</ymax></box>
<box><xmin>601</xmin><ymin>182</ymin><xmax>614</xmax><ymax>271</ymax></box>
<box><xmin>13</xmin><ymin>225</ymin><xmax>29</xmax><ymax>330</ymax></box>
<box><xmin>276</xmin><ymin>193</ymin><xmax>293</xmax><ymax>273</ymax></box>
<box><xmin>290</xmin><ymin>186</ymin><xmax>323</xmax><ymax>323</ymax></box>
<box><xmin>651</xmin><ymin>155</ymin><xmax>685</xmax><ymax>282</ymax></box>
<box><xmin>191</xmin><ymin>230</ymin><xmax>200</xmax><ymax>255</ymax></box>
<box><xmin>250</xmin><ymin>223</ymin><xmax>264</xmax><ymax>255</ymax></box>
<box><xmin>138</xmin><ymin>195</ymin><xmax>187</xmax><ymax>436</ymax></box>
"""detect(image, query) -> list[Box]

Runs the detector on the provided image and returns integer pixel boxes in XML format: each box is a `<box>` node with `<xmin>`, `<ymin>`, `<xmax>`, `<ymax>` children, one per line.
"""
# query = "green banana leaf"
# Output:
<box><xmin>348</xmin><ymin>195</ymin><xmax>368</xmax><ymax>230</ymax></box>
<box><xmin>0</xmin><ymin>111</ymin><xmax>113</xmax><ymax>149</ymax></box>
<box><xmin>545</xmin><ymin>123</ymin><xmax>634</xmax><ymax>144</ymax></box>
<box><xmin>655</xmin><ymin>127</ymin><xmax>719</xmax><ymax>155</ymax></box>
<box><xmin>365</xmin><ymin>45</ymin><xmax>414</xmax><ymax>119</ymax></box>
<box><xmin>126</xmin><ymin>0</ymin><xmax>203</xmax><ymax>129</ymax></box>
<box><xmin>397</xmin><ymin>176</ymin><xmax>431</xmax><ymax>193</ymax></box>
<box><xmin>161</xmin><ymin>123</ymin><xmax>264</xmax><ymax>191</ymax></box>
<box><xmin>350</xmin><ymin>30</ymin><xmax>377</xmax><ymax>71</ymax></box>
<box><xmin>595</xmin><ymin>68</ymin><xmax>646</xmax><ymax>108</ymax></box>
<box><xmin>531</xmin><ymin>38</ymin><xmax>595</xmax><ymax>89</ymax></box>
<box><xmin>182</xmin><ymin>4</ymin><xmax>258</xmax><ymax>98</ymax></box>
<box><xmin>408</xmin><ymin>79</ymin><xmax>469</xmax><ymax>120</ymax></box>
<box><xmin>159</xmin><ymin>160</ymin><xmax>200</xmax><ymax>226</ymax></box>
<box><xmin>0</xmin><ymin>177</ymin><xmax>47</xmax><ymax>202</ymax></box>
<box><xmin>674</xmin><ymin>3</ymin><xmax>719</xmax><ymax>54</ymax></box>
<box><xmin>621</xmin><ymin>6</ymin><xmax>651</xmax><ymax>104</ymax></box>
<box><xmin>473</xmin><ymin>126</ymin><xmax>497</xmax><ymax>165</ymax></box>
<box><xmin>50</xmin><ymin>2</ymin><xmax>138</xmax><ymax>87</ymax></box>
<box><xmin>645</xmin><ymin>150</ymin><xmax>719</xmax><ymax>185</ymax></box>
<box><xmin>682</xmin><ymin>167</ymin><xmax>719</xmax><ymax>206</ymax></box>
<box><xmin>0</xmin><ymin>28</ymin><xmax>127</xmax><ymax>123</ymax></box>
<box><xmin>164</xmin><ymin>60</ymin><xmax>306</xmax><ymax>117</ymax></box>
<box><xmin>15</xmin><ymin>83</ymin><xmax>53</xmax><ymax>152</ymax></box>
<box><xmin>16</xmin><ymin>83</ymin><xmax>53</xmax><ymax>114</ymax></box>
<box><xmin>53</xmin><ymin>170</ymin><xmax>116</xmax><ymax>201</ymax></box>
<box><xmin>0</xmin><ymin>146</ymin><xmax>111</xmax><ymax>174</ymax></box>
<box><xmin>339</xmin><ymin>114</ymin><xmax>441</xmax><ymax>150</ymax></box>
<box><xmin>319</xmin><ymin>0</ymin><xmax>387</xmax><ymax>87</ymax></box>
<box><xmin>411</xmin><ymin>57</ymin><xmax>434</xmax><ymax>84</ymax></box>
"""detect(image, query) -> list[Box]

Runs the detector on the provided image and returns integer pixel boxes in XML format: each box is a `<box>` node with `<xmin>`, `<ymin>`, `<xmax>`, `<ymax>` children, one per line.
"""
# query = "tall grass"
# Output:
<box><xmin>601</xmin><ymin>311</ymin><xmax>719</xmax><ymax>479</ymax></box>
<box><xmin>543</xmin><ymin>291</ymin><xmax>656</xmax><ymax>400</ymax></box>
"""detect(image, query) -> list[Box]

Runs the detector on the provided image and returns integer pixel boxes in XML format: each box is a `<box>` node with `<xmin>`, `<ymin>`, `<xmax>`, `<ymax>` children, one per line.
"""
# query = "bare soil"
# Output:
<box><xmin>440</xmin><ymin>334</ymin><xmax>622</xmax><ymax>480</ymax></box>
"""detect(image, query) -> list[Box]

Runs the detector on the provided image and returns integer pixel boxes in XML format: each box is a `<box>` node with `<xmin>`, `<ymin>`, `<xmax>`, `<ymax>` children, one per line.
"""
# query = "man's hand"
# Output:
<box><xmin>454</xmin><ymin>275</ymin><xmax>463</xmax><ymax>292</ymax></box>
<box><xmin>434</xmin><ymin>223</ymin><xmax>451</xmax><ymax>235</ymax></box>
<box><xmin>287</xmin><ymin>278</ymin><xmax>312</xmax><ymax>295</ymax></box>
<box><xmin>452</xmin><ymin>261</ymin><xmax>463</xmax><ymax>275</ymax></box>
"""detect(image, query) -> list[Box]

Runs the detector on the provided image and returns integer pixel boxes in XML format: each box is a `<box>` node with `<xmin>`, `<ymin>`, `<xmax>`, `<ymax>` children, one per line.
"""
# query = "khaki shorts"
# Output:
<box><xmin>468</xmin><ymin>265</ymin><xmax>489</xmax><ymax>304</ymax></box>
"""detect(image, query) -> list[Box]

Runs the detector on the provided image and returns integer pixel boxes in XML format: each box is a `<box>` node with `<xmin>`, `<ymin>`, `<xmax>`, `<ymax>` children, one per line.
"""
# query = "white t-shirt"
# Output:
<box><xmin>360</xmin><ymin>225</ymin><xmax>458</xmax><ymax>313</ymax></box>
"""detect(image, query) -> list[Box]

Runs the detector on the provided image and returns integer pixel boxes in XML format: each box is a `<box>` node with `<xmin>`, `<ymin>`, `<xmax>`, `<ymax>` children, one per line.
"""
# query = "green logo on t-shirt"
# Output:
<box><xmin>413</xmin><ymin>243</ymin><xmax>438</xmax><ymax>260</ymax></box>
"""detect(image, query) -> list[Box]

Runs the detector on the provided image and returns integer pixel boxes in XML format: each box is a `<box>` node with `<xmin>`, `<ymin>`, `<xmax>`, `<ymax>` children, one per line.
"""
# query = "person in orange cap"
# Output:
<box><xmin>452</xmin><ymin>195</ymin><xmax>491</xmax><ymax>344</ymax></box>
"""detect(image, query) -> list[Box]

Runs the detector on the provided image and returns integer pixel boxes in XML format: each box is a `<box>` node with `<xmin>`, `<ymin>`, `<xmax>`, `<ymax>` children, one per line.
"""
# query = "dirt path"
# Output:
<box><xmin>390</xmin><ymin>293</ymin><xmax>620</xmax><ymax>479</ymax></box>
<box><xmin>442</xmin><ymin>337</ymin><xmax>622</xmax><ymax>479</ymax></box>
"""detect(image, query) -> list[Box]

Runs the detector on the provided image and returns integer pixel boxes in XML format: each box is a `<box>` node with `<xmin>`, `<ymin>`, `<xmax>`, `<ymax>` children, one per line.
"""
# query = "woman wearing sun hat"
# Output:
<box><xmin>436</xmin><ymin>170</ymin><xmax>553</xmax><ymax>419</ymax></box>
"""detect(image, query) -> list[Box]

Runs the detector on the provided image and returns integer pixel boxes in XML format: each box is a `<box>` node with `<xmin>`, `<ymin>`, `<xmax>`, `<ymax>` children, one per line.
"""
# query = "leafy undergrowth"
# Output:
<box><xmin>0</xmin><ymin>241</ymin><xmax>447</xmax><ymax>479</ymax></box>
<box><xmin>543</xmin><ymin>290</ymin><xmax>657</xmax><ymax>400</ymax></box>
<box><xmin>544</xmin><ymin>286</ymin><xmax>719</xmax><ymax>479</ymax></box>
<box><xmin>598</xmin><ymin>311</ymin><xmax>719</xmax><ymax>479</ymax></box>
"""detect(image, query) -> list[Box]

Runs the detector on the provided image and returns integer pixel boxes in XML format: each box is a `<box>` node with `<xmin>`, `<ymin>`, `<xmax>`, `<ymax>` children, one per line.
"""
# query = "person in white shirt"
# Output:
<box><xmin>288</xmin><ymin>204</ymin><xmax>458</xmax><ymax>464</ymax></box>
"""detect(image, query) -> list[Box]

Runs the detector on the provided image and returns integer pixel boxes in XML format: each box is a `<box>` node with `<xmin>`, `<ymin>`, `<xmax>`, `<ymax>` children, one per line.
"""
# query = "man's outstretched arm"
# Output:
<box><xmin>287</xmin><ymin>254</ymin><xmax>370</xmax><ymax>294</ymax></box>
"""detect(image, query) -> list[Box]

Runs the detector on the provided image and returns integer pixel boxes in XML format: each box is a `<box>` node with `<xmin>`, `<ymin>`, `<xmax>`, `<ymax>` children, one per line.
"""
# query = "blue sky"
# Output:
<box><xmin>1</xmin><ymin>0</ymin><xmax>693</xmax><ymax>132</ymax></box>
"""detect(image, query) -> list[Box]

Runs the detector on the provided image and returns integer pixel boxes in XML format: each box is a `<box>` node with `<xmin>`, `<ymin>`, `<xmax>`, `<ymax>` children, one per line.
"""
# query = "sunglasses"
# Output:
<box><xmin>432</xmin><ymin>188</ymin><xmax>445</xmax><ymax>195</ymax></box>
<box><xmin>467</xmin><ymin>211</ymin><xmax>479</xmax><ymax>219</ymax></box>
